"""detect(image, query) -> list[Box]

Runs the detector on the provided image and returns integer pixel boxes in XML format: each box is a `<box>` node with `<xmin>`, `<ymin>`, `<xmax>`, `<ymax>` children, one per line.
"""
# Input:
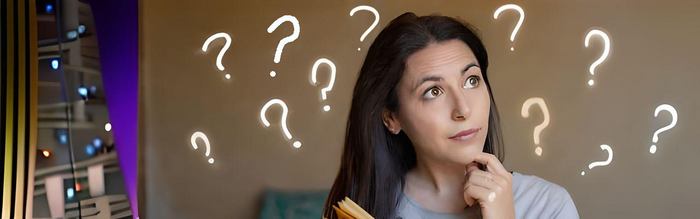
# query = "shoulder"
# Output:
<box><xmin>511</xmin><ymin>172</ymin><xmax>580</xmax><ymax>219</ymax></box>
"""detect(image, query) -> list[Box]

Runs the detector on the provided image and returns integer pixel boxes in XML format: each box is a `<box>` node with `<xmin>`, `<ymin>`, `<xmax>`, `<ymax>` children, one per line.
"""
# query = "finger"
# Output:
<box><xmin>464</xmin><ymin>195</ymin><xmax>476</xmax><ymax>207</ymax></box>
<box><xmin>464</xmin><ymin>162</ymin><xmax>480</xmax><ymax>206</ymax></box>
<box><xmin>465</xmin><ymin>164</ymin><xmax>485</xmax><ymax>184</ymax></box>
<box><xmin>466</xmin><ymin>163</ymin><xmax>507</xmax><ymax>188</ymax></box>
<box><xmin>466</xmin><ymin>162</ymin><xmax>480</xmax><ymax>175</ymax></box>
<box><xmin>464</xmin><ymin>184</ymin><xmax>497</xmax><ymax>204</ymax></box>
<box><xmin>474</xmin><ymin>153</ymin><xmax>510</xmax><ymax>177</ymax></box>
<box><xmin>465</xmin><ymin>163</ymin><xmax>481</xmax><ymax>185</ymax></box>
<box><xmin>462</xmin><ymin>182</ymin><xmax>477</xmax><ymax>206</ymax></box>
<box><xmin>465</xmin><ymin>172</ymin><xmax>503</xmax><ymax>194</ymax></box>
<box><xmin>470</xmin><ymin>169</ymin><xmax>509</xmax><ymax>189</ymax></box>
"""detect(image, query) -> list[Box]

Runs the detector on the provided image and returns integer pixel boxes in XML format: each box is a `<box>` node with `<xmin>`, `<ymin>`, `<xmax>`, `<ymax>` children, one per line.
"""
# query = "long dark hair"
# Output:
<box><xmin>323</xmin><ymin>12</ymin><xmax>504</xmax><ymax>219</ymax></box>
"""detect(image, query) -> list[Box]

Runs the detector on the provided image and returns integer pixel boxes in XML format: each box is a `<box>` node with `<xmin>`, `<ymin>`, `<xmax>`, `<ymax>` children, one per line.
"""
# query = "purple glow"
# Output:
<box><xmin>90</xmin><ymin>0</ymin><xmax>139</xmax><ymax>218</ymax></box>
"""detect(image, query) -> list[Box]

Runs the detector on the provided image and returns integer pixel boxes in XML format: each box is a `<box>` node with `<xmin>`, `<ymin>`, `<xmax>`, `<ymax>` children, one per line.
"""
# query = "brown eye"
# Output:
<box><xmin>463</xmin><ymin>75</ymin><xmax>480</xmax><ymax>89</ymax></box>
<box><xmin>423</xmin><ymin>87</ymin><xmax>443</xmax><ymax>99</ymax></box>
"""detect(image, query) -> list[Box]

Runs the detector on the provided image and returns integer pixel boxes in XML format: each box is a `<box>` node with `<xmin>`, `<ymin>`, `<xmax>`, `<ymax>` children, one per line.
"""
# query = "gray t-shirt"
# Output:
<box><xmin>396</xmin><ymin>172</ymin><xmax>579</xmax><ymax>219</ymax></box>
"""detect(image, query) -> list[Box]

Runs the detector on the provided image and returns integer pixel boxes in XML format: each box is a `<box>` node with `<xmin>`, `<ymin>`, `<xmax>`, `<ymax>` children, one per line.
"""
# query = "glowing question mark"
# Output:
<box><xmin>584</xmin><ymin>29</ymin><xmax>611</xmax><ymax>86</ymax></box>
<box><xmin>521</xmin><ymin>97</ymin><xmax>550</xmax><ymax>156</ymax></box>
<box><xmin>581</xmin><ymin>144</ymin><xmax>613</xmax><ymax>176</ymax></box>
<box><xmin>311</xmin><ymin>58</ymin><xmax>336</xmax><ymax>112</ymax></box>
<box><xmin>190</xmin><ymin>131</ymin><xmax>214</xmax><ymax>164</ymax></box>
<box><xmin>260</xmin><ymin>99</ymin><xmax>302</xmax><ymax>148</ymax></box>
<box><xmin>494</xmin><ymin>4</ymin><xmax>524</xmax><ymax>51</ymax></box>
<box><xmin>350</xmin><ymin>5</ymin><xmax>379</xmax><ymax>51</ymax></box>
<box><xmin>201</xmin><ymin>33</ymin><xmax>232</xmax><ymax>80</ymax></box>
<box><xmin>650</xmin><ymin>104</ymin><xmax>678</xmax><ymax>154</ymax></box>
<box><xmin>267</xmin><ymin>15</ymin><xmax>300</xmax><ymax>78</ymax></box>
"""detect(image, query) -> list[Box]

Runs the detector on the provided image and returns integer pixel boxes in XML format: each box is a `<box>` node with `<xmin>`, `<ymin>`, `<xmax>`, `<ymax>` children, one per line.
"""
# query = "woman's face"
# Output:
<box><xmin>384</xmin><ymin>39</ymin><xmax>491</xmax><ymax>165</ymax></box>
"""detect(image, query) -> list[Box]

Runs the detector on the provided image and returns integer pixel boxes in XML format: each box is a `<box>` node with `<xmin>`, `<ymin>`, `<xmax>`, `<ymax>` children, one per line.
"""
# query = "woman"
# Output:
<box><xmin>323</xmin><ymin>13</ymin><xmax>579</xmax><ymax>219</ymax></box>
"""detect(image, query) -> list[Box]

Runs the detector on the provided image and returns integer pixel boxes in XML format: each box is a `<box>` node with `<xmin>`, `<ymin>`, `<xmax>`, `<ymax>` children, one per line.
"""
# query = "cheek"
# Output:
<box><xmin>477</xmin><ymin>90</ymin><xmax>491</xmax><ymax>136</ymax></box>
<box><xmin>480</xmin><ymin>93</ymin><xmax>491</xmax><ymax>121</ymax></box>
<box><xmin>401</xmin><ymin>105</ymin><xmax>443</xmax><ymax>138</ymax></box>
<box><xmin>397</xmin><ymin>100</ymin><xmax>449</xmax><ymax>146</ymax></box>
<box><xmin>476</xmin><ymin>86</ymin><xmax>491</xmax><ymax>116</ymax></box>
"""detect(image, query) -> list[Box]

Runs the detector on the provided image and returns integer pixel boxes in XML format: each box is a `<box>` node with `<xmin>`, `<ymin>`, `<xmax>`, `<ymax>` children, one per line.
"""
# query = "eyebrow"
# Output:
<box><xmin>412</xmin><ymin>62</ymin><xmax>480</xmax><ymax>93</ymax></box>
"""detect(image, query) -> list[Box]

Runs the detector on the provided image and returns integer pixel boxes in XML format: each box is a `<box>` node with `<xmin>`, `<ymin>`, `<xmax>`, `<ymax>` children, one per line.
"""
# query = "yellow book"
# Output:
<box><xmin>331</xmin><ymin>197</ymin><xmax>374</xmax><ymax>219</ymax></box>
<box><xmin>332</xmin><ymin>205</ymin><xmax>356</xmax><ymax>219</ymax></box>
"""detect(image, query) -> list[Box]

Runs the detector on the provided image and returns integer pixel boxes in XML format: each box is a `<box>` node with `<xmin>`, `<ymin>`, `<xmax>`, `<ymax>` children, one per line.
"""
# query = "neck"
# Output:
<box><xmin>404</xmin><ymin>153</ymin><xmax>468</xmax><ymax>212</ymax></box>
<box><xmin>410</xmin><ymin>156</ymin><xmax>465</xmax><ymax>193</ymax></box>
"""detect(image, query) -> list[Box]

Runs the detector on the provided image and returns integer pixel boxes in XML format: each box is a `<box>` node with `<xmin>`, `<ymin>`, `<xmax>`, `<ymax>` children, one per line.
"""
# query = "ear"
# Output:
<box><xmin>381</xmin><ymin>108</ymin><xmax>402</xmax><ymax>134</ymax></box>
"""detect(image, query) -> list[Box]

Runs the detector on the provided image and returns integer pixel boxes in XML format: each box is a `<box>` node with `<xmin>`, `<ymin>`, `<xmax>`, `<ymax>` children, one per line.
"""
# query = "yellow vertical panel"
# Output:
<box><xmin>14</xmin><ymin>0</ymin><xmax>27</xmax><ymax>217</ymax></box>
<box><xmin>25</xmin><ymin>0</ymin><xmax>39</xmax><ymax>217</ymax></box>
<box><xmin>2</xmin><ymin>0</ymin><xmax>16</xmax><ymax>217</ymax></box>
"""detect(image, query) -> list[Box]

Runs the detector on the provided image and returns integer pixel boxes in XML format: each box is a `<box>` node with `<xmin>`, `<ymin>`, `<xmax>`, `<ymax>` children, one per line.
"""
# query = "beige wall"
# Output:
<box><xmin>140</xmin><ymin>0</ymin><xmax>700</xmax><ymax>218</ymax></box>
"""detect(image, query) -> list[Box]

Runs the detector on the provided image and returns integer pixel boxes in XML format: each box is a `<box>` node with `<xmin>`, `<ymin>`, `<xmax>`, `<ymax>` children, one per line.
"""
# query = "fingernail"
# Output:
<box><xmin>465</xmin><ymin>197</ymin><xmax>474</xmax><ymax>206</ymax></box>
<box><xmin>488</xmin><ymin>192</ymin><xmax>496</xmax><ymax>202</ymax></box>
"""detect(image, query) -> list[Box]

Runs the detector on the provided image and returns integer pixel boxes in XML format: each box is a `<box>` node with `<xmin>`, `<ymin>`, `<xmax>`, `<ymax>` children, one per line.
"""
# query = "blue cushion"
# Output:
<box><xmin>259</xmin><ymin>188</ymin><xmax>330</xmax><ymax>219</ymax></box>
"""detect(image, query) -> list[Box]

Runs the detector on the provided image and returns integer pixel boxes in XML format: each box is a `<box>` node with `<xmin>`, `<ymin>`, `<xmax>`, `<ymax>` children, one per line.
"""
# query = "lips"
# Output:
<box><xmin>449</xmin><ymin>128</ymin><xmax>480</xmax><ymax>141</ymax></box>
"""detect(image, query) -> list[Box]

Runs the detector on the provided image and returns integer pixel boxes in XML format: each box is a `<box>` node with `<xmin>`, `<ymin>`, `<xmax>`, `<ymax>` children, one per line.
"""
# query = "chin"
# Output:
<box><xmin>452</xmin><ymin>145</ymin><xmax>483</xmax><ymax>164</ymax></box>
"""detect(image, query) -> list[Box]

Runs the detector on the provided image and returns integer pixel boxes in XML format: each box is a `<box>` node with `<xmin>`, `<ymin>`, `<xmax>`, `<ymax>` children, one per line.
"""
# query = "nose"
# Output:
<box><xmin>451</xmin><ymin>92</ymin><xmax>472</xmax><ymax>121</ymax></box>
